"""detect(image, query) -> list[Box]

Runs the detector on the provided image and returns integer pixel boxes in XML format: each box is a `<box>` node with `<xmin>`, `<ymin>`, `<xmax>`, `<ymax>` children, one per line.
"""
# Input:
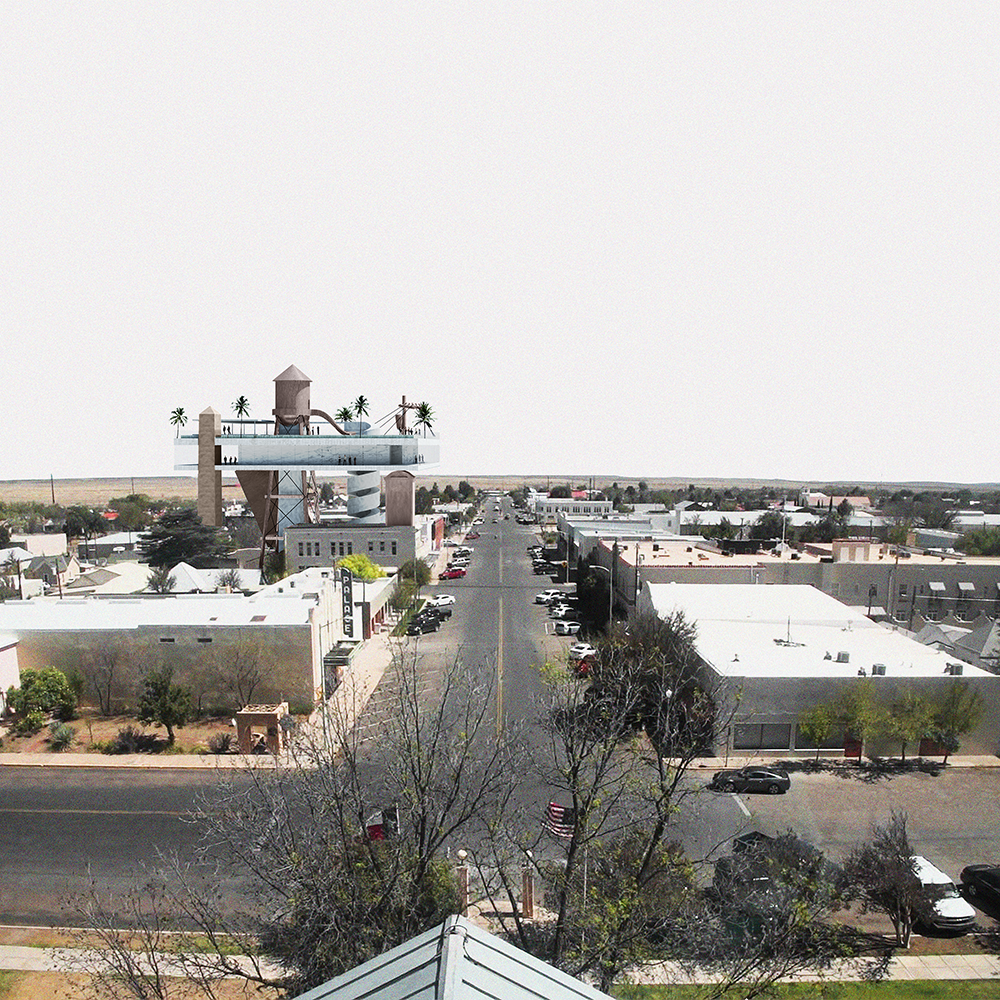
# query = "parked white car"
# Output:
<box><xmin>428</xmin><ymin>594</ymin><xmax>456</xmax><ymax>607</ymax></box>
<box><xmin>535</xmin><ymin>590</ymin><xmax>563</xmax><ymax>605</ymax></box>
<box><xmin>554</xmin><ymin>621</ymin><xmax>581</xmax><ymax>635</ymax></box>
<box><xmin>911</xmin><ymin>857</ymin><xmax>977</xmax><ymax>933</ymax></box>
<box><xmin>568</xmin><ymin>642</ymin><xmax>598</xmax><ymax>661</ymax></box>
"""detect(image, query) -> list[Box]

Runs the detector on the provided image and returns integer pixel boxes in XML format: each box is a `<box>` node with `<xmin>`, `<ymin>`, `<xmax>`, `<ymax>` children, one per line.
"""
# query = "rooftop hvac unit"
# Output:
<box><xmin>946</xmin><ymin>662</ymin><xmax>964</xmax><ymax>676</ymax></box>
<box><xmin>872</xmin><ymin>663</ymin><xmax>886</xmax><ymax>676</ymax></box>
<box><xmin>835</xmin><ymin>651</ymin><xmax>850</xmax><ymax>663</ymax></box>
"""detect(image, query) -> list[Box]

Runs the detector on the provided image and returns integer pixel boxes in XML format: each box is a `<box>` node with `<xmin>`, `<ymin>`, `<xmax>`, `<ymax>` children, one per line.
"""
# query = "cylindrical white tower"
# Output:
<box><xmin>347</xmin><ymin>471</ymin><xmax>381</xmax><ymax>523</ymax></box>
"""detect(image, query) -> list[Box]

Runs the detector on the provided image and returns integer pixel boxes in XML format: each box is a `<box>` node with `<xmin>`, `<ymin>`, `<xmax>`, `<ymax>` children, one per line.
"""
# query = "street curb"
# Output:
<box><xmin>0</xmin><ymin>753</ymin><xmax>283</xmax><ymax>769</ymax></box>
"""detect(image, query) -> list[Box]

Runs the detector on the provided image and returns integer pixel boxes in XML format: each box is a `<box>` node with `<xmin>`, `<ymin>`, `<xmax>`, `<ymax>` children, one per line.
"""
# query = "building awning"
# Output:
<box><xmin>928</xmin><ymin>581</ymin><xmax>946</xmax><ymax>593</ymax></box>
<box><xmin>958</xmin><ymin>581</ymin><xmax>975</xmax><ymax>592</ymax></box>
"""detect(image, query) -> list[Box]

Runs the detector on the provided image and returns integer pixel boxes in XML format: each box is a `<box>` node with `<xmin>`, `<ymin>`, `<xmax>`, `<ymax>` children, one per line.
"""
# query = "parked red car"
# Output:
<box><xmin>440</xmin><ymin>567</ymin><xmax>467</xmax><ymax>579</ymax></box>
<box><xmin>466</xmin><ymin>531</ymin><xmax>480</xmax><ymax>540</ymax></box>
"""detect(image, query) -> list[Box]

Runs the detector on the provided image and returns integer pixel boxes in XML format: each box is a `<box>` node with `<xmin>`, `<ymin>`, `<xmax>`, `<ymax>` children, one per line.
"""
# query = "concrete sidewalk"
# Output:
<box><xmin>632</xmin><ymin>951</ymin><xmax>1000</xmax><ymax>984</ymax></box>
<box><xmin>1</xmin><ymin>942</ymin><xmax>999</xmax><ymax>984</ymax></box>
<box><xmin>0</xmin><ymin>943</ymin><xmax>280</xmax><ymax>978</ymax></box>
<box><xmin>1</xmin><ymin>749</ymin><xmax>997</xmax><ymax>770</ymax></box>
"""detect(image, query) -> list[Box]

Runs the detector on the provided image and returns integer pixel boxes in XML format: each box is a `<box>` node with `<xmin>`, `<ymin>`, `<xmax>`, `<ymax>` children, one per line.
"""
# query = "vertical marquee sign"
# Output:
<box><xmin>340</xmin><ymin>568</ymin><xmax>354</xmax><ymax>638</ymax></box>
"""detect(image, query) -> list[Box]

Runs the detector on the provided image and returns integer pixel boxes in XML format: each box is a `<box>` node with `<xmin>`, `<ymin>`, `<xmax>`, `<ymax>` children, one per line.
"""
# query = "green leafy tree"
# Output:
<box><xmin>319</xmin><ymin>482</ymin><xmax>335</xmax><ymax>503</ymax></box>
<box><xmin>7</xmin><ymin>667</ymin><xmax>76</xmax><ymax>721</ymax></box>
<box><xmin>108</xmin><ymin>495</ymin><xmax>154</xmax><ymax>533</ymax></box>
<box><xmin>0</xmin><ymin>524</ymin><xmax>10</xmax><ymax>547</ymax></box>
<box><xmin>930</xmin><ymin>681</ymin><xmax>983</xmax><ymax>763</ymax></box>
<box><xmin>233</xmin><ymin>395</ymin><xmax>250</xmax><ymax>436</ymax></box>
<box><xmin>414</xmin><ymin>401</ymin><xmax>434</xmax><ymax>436</ymax></box>
<box><xmin>137</xmin><ymin>665</ymin><xmax>191</xmax><ymax>744</ymax></box>
<box><xmin>798</xmin><ymin>703</ymin><xmax>835</xmax><ymax>762</ymax></box>
<box><xmin>414</xmin><ymin>487</ymin><xmax>433</xmax><ymax>515</ymax></box>
<box><xmin>749</xmin><ymin>511</ymin><xmax>789</xmax><ymax>541</ymax></box>
<box><xmin>799</xmin><ymin>512</ymin><xmax>847</xmax><ymax>543</ymax></box>
<box><xmin>138</xmin><ymin>509</ymin><xmax>232</xmax><ymax>569</ymax></box>
<box><xmin>335</xmin><ymin>405</ymin><xmax>355</xmax><ymax>427</ymax></box>
<box><xmin>886</xmin><ymin>688</ymin><xmax>935</xmax><ymax>761</ymax></box>
<box><xmin>957</xmin><ymin>527</ymin><xmax>1000</xmax><ymax>557</ymax></box>
<box><xmin>832</xmin><ymin>679</ymin><xmax>887</xmax><ymax>753</ymax></box>
<box><xmin>398</xmin><ymin>558</ymin><xmax>430</xmax><ymax>589</ymax></box>
<box><xmin>549</xmin><ymin>484</ymin><xmax>572</xmax><ymax>499</ymax></box>
<box><xmin>170</xmin><ymin>407</ymin><xmax>187</xmax><ymax>438</ymax></box>
<box><xmin>64</xmin><ymin>506</ymin><xmax>108</xmax><ymax>540</ymax></box>
<box><xmin>337</xmin><ymin>553</ymin><xmax>385</xmax><ymax>580</ymax></box>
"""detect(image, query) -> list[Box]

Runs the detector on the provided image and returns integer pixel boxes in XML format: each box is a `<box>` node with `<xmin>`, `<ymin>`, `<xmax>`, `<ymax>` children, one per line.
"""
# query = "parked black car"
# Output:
<box><xmin>411</xmin><ymin>611</ymin><xmax>448</xmax><ymax>629</ymax></box>
<box><xmin>961</xmin><ymin>865</ymin><xmax>1000</xmax><ymax>908</ymax></box>
<box><xmin>709</xmin><ymin>766</ymin><xmax>791</xmax><ymax>795</ymax></box>
<box><xmin>406</xmin><ymin>618</ymin><xmax>440</xmax><ymax>635</ymax></box>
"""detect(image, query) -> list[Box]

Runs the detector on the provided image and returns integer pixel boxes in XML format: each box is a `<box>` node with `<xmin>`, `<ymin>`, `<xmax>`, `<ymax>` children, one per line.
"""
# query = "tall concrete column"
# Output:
<box><xmin>198</xmin><ymin>407</ymin><xmax>223</xmax><ymax>526</ymax></box>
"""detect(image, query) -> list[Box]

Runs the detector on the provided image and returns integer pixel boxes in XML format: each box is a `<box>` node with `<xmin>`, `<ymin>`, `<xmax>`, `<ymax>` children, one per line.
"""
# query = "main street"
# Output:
<box><xmin>2</xmin><ymin>494</ymin><xmax>999</xmax><ymax>927</ymax></box>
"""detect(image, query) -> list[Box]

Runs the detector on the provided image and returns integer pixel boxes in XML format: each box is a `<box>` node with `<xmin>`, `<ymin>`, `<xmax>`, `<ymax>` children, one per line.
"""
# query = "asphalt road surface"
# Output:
<box><xmin>0</xmin><ymin>768</ymin><xmax>228</xmax><ymax>925</ymax></box>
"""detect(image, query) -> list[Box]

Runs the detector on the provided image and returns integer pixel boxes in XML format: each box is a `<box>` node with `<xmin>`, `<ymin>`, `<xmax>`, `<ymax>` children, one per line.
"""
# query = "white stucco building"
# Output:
<box><xmin>639</xmin><ymin>583</ymin><xmax>1000</xmax><ymax>756</ymax></box>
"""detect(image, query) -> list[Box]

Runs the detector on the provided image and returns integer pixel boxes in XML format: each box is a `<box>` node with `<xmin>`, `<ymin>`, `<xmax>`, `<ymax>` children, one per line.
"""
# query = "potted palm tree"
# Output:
<box><xmin>233</xmin><ymin>396</ymin><xmax>250</xmax><ymax>436</ymax></box>
<box><xmin>414</xmin><ymin>401</ymin><xmax>434</xmax><ymax>436</ymax></box>
<box><xmin>353</xmin><ymin>395</ymin><xmax>369</xmax><ymax>434</ymax></box>
<box><xmin>170</xmin><ymin>407</ymin><xmax>187</xmax><ymax>437</ymax></box>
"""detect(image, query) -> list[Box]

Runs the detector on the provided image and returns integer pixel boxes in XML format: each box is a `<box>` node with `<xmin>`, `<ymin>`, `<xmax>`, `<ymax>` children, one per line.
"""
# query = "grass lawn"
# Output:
<box><xmin>617</xmin><ymin>983</ymin><xmax>1000</xmax><ymax>1000</ymax></box>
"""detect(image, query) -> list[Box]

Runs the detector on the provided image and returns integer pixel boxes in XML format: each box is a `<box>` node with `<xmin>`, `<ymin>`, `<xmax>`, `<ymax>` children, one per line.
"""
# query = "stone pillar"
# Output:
<box><xmin>198</xmin><ymin>407</ymin><xmax>223</xmax><ymax>526</ymax></box>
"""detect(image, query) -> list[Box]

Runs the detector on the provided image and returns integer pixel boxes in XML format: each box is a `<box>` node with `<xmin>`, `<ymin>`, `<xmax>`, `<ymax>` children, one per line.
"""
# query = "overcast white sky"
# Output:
<box><xmin>3</xmin><ymin>3</ymin><xmax>996</xmax><ymax>485</ymax></box>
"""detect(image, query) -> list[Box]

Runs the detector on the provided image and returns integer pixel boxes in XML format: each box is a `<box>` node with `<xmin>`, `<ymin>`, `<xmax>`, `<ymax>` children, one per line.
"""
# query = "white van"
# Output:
<box><xmin>912</xmin><ymin>856</ymin><xmax>976</xmax><ymax>932</ymax></box>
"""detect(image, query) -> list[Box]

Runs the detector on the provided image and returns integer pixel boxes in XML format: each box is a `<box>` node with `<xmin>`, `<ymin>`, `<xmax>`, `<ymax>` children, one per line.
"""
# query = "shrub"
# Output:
<box><xmin>207</xmin><ymin>731</ymin><xmax>235</xmax><ymax>754</ymax></box>
<box><xmin>13</xmin><ymin>710</ymin><xmax>46</xmax><ymax>737</ymax></box>
<box><xmin>104</xmin><ymin>724</ymin><xmax>159</xmax><ymax>755</ymax></box>
<box><xmin>48</xmin><ymin>722</ymin><xmax>76</xmax><ymax>752</ymax></box>
<box><xmin>137</xmin><ymin>665</ymin><xmax>191</xmax><ymax>745</ymax></box>
<box><xmin>7</xmin><ymin>667</ymin><xmax>76</xmax><ymax>720</ymax></box>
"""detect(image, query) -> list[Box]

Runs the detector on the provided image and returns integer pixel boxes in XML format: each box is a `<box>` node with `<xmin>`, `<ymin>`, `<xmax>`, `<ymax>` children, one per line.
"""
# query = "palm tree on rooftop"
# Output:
<box><xmin>170</xmin><ymin>407</ymin><xmax>187</xmax><ymax>438</ymax></box>
<box><xmin>335</xmin><ymin>405</ymin><xmax>354</xmax><ymax>430</ymax></box>
<box><xmin>233</xmin><ymin>395</ymin><xmax>250</xmax><ymax>437</ymax></box>
<box><xmin>414</xmin><ymin>401</ymin><xmax>434</xmax><ymax>437</ymax></box>
<box><xmin>353</xmin><ymin>395</ymin><xmax>369</xmax><ymax>436</ymax></box>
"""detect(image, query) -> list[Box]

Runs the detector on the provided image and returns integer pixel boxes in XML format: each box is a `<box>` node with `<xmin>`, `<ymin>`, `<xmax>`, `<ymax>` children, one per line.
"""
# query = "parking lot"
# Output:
<box><xmin>696</xmin><ymin>762</ymin><xmax>1000</xmax><ymax>933</ymax></box>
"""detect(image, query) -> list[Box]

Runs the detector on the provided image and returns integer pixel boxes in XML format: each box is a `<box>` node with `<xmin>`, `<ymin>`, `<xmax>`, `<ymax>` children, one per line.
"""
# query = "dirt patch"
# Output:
<box><xmin>1</xmin><ymin>708</ymin><xmax>239</xmax><ymax>756</ymax></box>
<box><xmin>3</xmin><ymin>969</ymin><xmax>277</xmax><ymax>1000</ymax></box>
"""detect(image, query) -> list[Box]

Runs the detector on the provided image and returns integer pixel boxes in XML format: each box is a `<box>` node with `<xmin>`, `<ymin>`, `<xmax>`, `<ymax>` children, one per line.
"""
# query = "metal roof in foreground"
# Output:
<box><xmin>291</xmin><ymin>916</ymin><xmax>612</xmax><ymax>1000</ymax></box>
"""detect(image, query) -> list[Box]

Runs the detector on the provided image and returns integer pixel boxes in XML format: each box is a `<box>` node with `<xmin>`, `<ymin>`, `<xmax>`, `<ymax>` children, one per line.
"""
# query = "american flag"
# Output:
<box><xmin>544</xmin><ymin>802</ymin><xmax>576</xmax><ymax>838</ymax></box>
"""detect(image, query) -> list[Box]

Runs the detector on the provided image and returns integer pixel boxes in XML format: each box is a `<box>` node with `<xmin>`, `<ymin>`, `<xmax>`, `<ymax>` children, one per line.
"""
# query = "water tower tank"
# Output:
<box><xmin>273</xmin><ymin>364</ymin><xmax>311</xmax><ymax>421</ymax></box>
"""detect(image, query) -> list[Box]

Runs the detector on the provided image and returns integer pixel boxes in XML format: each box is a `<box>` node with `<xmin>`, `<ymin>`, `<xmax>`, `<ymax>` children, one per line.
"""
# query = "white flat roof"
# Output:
<box><xmin>0</xmin><ymin>590</ymin><xmax>318</xmax><ymax>632</ymax></box>
<box><xmin>645</xmin><ymin>583</ymin><xmax>992</xmax><ymax>679</ymax></box>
